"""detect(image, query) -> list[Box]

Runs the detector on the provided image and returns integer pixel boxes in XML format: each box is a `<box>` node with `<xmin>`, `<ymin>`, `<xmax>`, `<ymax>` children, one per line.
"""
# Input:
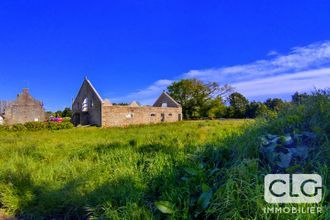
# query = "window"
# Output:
<box><xmin>82</xmin><ymin>98</ymin><xmax>88</xmax><ymax>112</ymax></box>
<box><xmin>161</xmin><ymin>103</ymin><xmax>168</xmax><ymax>107</ymax></box>
<box><xmin>126</xmin><ymin>113</ymin><xmax>134</xmax><ymax>118</ymax></box>
<box><xmin>168</xmin><ymin>113</ymin><xmax>172</xmax><ymax>116</ymax></box>
<box><xmin>90</xmin><ymin>99</ymin><xmax>94</xmax><ymax>108</ymax></box>
<box><xmin>150</xmin><ymin>113</ymin><xmax>156</xmax><ymax>116</ymax></box>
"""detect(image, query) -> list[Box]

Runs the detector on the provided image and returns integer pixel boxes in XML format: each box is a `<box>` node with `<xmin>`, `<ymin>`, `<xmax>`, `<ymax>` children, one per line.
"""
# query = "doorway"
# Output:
<box><xmin>72</xmin><ymin>113</ymin><xmax>80</xmax><ymax>126</ymax></box>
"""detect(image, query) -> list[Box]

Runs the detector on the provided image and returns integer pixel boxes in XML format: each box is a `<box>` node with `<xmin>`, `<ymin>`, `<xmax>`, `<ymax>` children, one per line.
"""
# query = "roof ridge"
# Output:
<box><xmin>84</xmin><ymin>78</ymin><xmax>103</xmax><ymax>102</ymax></box>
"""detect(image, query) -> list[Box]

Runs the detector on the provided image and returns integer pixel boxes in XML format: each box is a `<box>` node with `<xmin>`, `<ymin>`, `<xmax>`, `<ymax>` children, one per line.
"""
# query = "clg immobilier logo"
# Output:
<box><xmin>264</xmin><ymin>174</ymin><xmax>322</xmax><ymax>203</ymax></box>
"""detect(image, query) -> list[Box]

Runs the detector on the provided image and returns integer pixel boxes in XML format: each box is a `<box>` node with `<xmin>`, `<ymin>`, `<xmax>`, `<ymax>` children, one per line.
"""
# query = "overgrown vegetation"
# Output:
<box><xmin>0</xmin><ymin>121</ymin><xmax>74</xmax><ymax>132</ymax></box>
<box><xmin>0</xmin><ymin>90</ymin><xmax>328</xmax><ymax>219</ymax></box>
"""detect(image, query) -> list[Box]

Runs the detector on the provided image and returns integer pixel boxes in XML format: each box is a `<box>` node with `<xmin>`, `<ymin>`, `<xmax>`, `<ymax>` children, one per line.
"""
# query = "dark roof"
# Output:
<box><xmin>153</xmin><ymin>91</ymin><xmax>180</xmax><ymax>107</ymax></box>
<box><xmin>84</xmin><ymin>77</ymin><xmax>103</xmax><ymax>102</ymax></box>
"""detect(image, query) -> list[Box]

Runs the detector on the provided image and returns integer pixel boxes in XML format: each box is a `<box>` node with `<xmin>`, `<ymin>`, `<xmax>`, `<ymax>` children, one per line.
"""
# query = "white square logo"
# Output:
<box><xmin>264</xmin><ymin>174</ymin><xmax>322</xmax><ymax>203</ymax></box>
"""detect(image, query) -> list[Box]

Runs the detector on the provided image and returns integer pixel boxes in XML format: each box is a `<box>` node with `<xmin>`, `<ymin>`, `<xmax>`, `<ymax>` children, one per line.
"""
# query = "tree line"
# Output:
<box><xmin>46</xmin><ymin>107</ymin><xmax>72</xmax><ymax>118</ymax></box>
<box><xmin>167</xmin><ymin>78</ymin><xmax>308</xmax><ymax>119</ymax></box>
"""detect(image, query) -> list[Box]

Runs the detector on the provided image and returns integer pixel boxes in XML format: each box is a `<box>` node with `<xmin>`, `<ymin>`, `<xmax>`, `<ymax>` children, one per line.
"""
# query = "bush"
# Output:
<box><xmin>47</xmin><ymin>121</ymin><xmax>74</xmax><ymax>130</ymax></box>
<box><xmin>0</xmin><ymin>121</ymin><xmax>74</xmax><ymax>132</ymax></box>
<box><xmin>11</xmin><ymin>124</ymin><xmax>27</xmax><ymax>131</ymax></box>
<box><xmin>24</xmin><ymin>122</ymin><xmax>47</xmax><ymax>131</ymax></box>
<box><xmin>62</xmin><ymin>117</ymin><xmax>72</xmax><ymax>122</ymax></box>
<box><xmin>267</xmin><ymin>89</ymin><xmax>330</xmax><ymax>134</ymax></box>
<box><xmin>60</xmin><ymin>121</ymin><xmax>74</xmax><ymax>129</ymax></box>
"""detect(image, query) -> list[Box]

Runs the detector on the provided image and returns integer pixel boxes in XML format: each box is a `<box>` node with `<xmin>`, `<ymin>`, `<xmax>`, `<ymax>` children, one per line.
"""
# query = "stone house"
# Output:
<box><xmin>72</xmin><ymin>78</ymin><xmax>182</xmax><ymax>127</ymax></box>
<box><xmin>1</xmin><ymin>89</ymin><xmax>45</xmax><ymax>125</ymax></box>
<box><xmin>0</xmin><ymin>100</ymin><xmax>10</xmax><ymax>125</ymax></box>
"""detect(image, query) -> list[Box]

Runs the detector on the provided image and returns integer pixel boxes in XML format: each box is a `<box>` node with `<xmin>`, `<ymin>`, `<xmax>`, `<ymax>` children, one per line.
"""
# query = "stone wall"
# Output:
<box><xmin>72</xmin><ymin>78</ymin><xmax>182</xmax><ymax>127</ymax></box>
<box><xmin>0</xmin><ymin>101</ymin><xmax>12</xmax><ymax>115</ymax></box>
<box><xmin>102</xmin><ymin>105</ymin><xmax>182</xmax><ymax>127</ymax></box>
<box><xmin>4</xmin><ymin>89</ymin><xmax>45</xmax><ymax>125</ymax></box>
<box><xmin>153</xmin><ymin>92</ymin><xmax>180</xmax><ymax>107</ymax></box>
<box><xmin>72</xmin><ymin>79</ymin><xmax>102</xmax><ymax>126</ymax></box>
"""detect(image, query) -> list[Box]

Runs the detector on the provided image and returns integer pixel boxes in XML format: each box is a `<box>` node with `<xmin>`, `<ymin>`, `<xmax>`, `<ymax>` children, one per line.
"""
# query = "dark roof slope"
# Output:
<box><xmin>153</xmin><ymin>91</ymin><xmax>181</xmax><ymax>107</ymax></box>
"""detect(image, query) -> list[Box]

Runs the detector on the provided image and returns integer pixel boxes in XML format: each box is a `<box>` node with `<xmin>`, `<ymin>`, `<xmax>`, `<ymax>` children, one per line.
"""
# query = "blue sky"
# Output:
<box><xmin>0</xmin><ymin>1</ymin><xmax>329</xmax><ymax>111</ymax></box>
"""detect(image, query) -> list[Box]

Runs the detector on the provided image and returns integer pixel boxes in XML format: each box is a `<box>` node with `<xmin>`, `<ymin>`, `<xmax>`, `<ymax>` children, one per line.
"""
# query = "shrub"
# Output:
<box><xmin>24</xmin><ymin>122</ymin><xmax>47</xmax><ymax>131</ymax></box>
<box><xmin>62</xmin><ymin>117</ymin><xmax>72</xmax><ymax>122</ymax></box>
<box><xmin>47</xmin><ymin>121</ymin><xmax>74</xmax><ymax>130</ymax></box>
<box><xmin>60</xmin><ymin>121</ymin><xmax>74</xmax><ymax>129</ymax></box>
<box><xmin>10</xmin><ymin>124</ymin><xmax>27</xmax><ymax>131</ymax></box>
<box><xmin>1</xmin><ymin>121</ymin><xmax>74</xmax><ymax>132</ymax></box>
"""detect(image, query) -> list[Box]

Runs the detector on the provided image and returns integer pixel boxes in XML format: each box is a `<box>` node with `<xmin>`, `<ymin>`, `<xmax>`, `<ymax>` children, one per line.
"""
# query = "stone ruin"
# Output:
<box><xmin>72</xmin><ymin>78</ymin><xmax>183</xmax><ymax>127</ymax></box>
<box><xmin>0</xmin><ymin>88</ymin><xmax>45</xmax><ymax>125</ymax></box>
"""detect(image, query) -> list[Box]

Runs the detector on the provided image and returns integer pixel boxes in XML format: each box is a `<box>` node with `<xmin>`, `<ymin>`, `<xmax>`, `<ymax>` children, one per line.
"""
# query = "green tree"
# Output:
<box><xmin>167</xmin><ymin>79</ymin><xmax>233</xmax><ymax>119</ymax></box>
<box><xmin>264</xmin><ymin>98</ymin><xmax>285</xmax><ymax>112</ymax></box>
<box><xmin>292</xmin><ymin>92</ymin><xmax>309</xmax><ymax>104</ymax></box>
<box><xmin>55</xmin><ymin>110</ymin><xmax>62</xmax><ymax>117</ymax></box>
<box><xmin>62</xmin><ymin>107</ymin><xmax>73</xmax><ymax>118</ymax></box>
<box><xmin>206</xmin><ymin>97</ymin><xmax>226</xmax><ymax>119</ymax></box>
<box><xmin>228</xmin><ymin>92</ymin><xmax>249</xmax><ymax>118</ymax></box>
<box><xmin>246</xmin><ymin>101</ymin><xmax>269</xmax><ymax>118</ymax></box>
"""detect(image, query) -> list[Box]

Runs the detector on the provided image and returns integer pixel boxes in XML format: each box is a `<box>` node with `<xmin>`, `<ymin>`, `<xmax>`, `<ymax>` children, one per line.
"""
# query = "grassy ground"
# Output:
<box><xmin>0</xmin><ymin>120</ymin><xmax>252</xmax><ymax>219</ymax></box>
<box><xmin>0</xmin><ymin>92</ymin><xmax>329</xmax><ymax>219</ymax></box>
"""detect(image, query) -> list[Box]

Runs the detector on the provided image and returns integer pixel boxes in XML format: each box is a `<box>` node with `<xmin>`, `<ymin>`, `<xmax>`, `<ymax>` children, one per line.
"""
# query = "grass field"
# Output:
<box><xmin>0</xmin><ymin>120</ymin><xmax>254</xmax><ymax>219</ymax></box>
<box><xmin>0</xmin><ymin>92</ymin><xmax>329</xmax><ymax>219</ymax></box>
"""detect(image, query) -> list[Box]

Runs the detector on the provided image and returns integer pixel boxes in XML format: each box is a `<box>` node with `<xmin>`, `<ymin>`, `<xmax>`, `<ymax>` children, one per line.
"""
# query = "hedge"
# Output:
<box><xmin>0</xmin><ymin>121</ymin><xmax>74</xmax><ymax>132</ymax></box>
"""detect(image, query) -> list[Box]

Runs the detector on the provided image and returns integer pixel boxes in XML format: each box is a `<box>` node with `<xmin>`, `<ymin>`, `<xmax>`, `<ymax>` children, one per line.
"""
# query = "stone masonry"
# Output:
<box><xmin>72</xmin><ymin>78</ymin><xmax>182</xmax><ymax>127</ymax></box>
<box><xmin>3</xmin><ymin>88</ymin><xmax>45</xmax><ymax>125</ymax></box>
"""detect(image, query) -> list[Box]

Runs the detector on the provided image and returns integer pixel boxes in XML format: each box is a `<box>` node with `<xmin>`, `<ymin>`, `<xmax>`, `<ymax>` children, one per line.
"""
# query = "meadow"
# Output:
<box><xmin>0</xmin><ymin>91</ymin><xmax>329</xmax><ymax>219</ymax></box>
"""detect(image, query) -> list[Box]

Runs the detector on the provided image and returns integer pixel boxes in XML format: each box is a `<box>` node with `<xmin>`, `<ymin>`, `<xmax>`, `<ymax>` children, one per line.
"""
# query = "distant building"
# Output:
<box><xmin>0</xmin><ymin>100</ymin><xmax>12</xmax><ymax>115</ymax></box>
<box><xmin>0</xmin><ymin>100</ymin><xmax>11</xmax><ymax>125</ymax></box>
<box><xmin>72</xmin><ymin>77</ymin><xmax>182</xmax><ymax>127</ymax></box>
<box><xmin>2</xmin><ymin>89</ymin><xmax>45</xmax><ymax>125</ymax></box>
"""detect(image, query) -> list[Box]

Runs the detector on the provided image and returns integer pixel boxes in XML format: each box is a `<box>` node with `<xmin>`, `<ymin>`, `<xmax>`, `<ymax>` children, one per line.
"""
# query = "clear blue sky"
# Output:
<box><xmin>0</xmin><ymin>0</ymin><xmax>330</xmax><ymax>111</ymax></box>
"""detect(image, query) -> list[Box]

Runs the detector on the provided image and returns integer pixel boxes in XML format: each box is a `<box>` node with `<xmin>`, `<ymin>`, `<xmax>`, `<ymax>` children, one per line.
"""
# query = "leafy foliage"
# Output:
<box><xmin>1</xmin><ymin>121</ymin><xmax>74</xmax><ymax>132</ymax></box>
<box><xmin>228</xmin><ymin>92</ymin><xmax>249</xmax><ymax>118</ymax></box>
<box><xmin>167</xmin><ymin>78</ymin><xmax>233</xmax><ymax>119</ymax></box>
<box><xmin>166</xmin><ymin>79</ymin><xmax>289</xmax><ymax>119</ymax></box>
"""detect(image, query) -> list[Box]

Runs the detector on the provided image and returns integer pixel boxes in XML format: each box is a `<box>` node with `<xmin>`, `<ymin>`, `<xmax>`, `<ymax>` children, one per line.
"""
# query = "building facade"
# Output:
<box><xmin>72</xmin><ymin>78</ymin><xmax>182</xmax><ymax>127</ymax></box>
<box><xmin>2</xmin><ymin>89</ymin><xmax>45</xmax><ymax>125</ymax></box>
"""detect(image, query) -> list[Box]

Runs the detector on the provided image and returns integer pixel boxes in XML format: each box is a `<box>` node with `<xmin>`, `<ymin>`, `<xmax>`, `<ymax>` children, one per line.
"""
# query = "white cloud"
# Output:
<box><xmin>183</xmin><ymin>41</ymin><xmax>330</xmax><ymax>83</ymax></box>
<box><xmin>233</xmin><ymin>67</ymin><xmax>330</xmax><ymax>97</ymax></box>
<box><xmin>111</xmin><ymin>41</ymin><xmax>330</xmax><ymax>104</ymax></box>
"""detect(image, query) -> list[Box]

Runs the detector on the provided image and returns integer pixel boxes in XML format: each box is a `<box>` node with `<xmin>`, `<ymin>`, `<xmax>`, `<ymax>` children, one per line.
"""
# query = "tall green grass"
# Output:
<box><xmin>0</xmin><ymin>90</ymin><xmax>328</xmax><ymax>219</ymax></box>
<box><xmin>0</xmin><ymin>120</ymin><xmax>250</xmax><ymax>219</ymax></box>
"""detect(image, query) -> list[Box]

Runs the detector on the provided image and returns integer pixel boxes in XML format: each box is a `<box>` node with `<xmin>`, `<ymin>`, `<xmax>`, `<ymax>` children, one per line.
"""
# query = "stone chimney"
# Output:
<box><xmin>22</xmin><ymin>88</ymin><xmax>29</xmax><ymax>94</ymax></box>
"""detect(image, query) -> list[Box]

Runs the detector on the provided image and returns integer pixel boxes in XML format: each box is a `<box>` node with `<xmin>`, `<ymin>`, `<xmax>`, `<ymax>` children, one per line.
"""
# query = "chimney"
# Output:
<box><xmin>22</xmin><ymin>88</ymin><xmax>29</xmax><ymax>94</ymax></box>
